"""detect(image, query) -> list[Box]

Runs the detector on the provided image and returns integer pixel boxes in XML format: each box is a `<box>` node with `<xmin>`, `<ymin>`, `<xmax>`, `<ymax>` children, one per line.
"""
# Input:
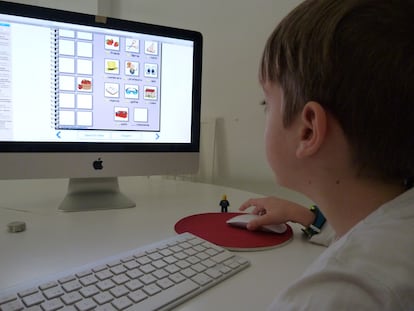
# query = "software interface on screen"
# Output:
<box><xmin>0</xmin><ymin>12</ymin><xmax>195</xmax><ymax>145</ymax></box>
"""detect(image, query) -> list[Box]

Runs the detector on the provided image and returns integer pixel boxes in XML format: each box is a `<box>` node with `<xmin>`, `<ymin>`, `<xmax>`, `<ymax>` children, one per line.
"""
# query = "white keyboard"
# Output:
<box><xmin>0</xmin><ymin>233</ymin><xmax>250</xmax><ymax>311</ymax></box>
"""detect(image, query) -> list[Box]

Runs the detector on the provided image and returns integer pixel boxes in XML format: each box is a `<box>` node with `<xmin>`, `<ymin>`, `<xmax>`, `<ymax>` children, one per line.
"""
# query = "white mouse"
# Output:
<box><xmin>226</xmin><ymin>214</ymin><xmax>287</xmax><ymax>234</ymax></box>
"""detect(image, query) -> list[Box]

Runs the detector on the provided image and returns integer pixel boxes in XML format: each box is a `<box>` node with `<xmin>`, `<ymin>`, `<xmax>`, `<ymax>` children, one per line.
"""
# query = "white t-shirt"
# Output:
<box><xmin>268</xmin><ymin>188</ymin><xmax>414</xmax><ymax>311</ymax></box>
<box><xmin>309</xmin><ymin>222</ymin><xmax>335</xmax><ymax>247</ymax></box>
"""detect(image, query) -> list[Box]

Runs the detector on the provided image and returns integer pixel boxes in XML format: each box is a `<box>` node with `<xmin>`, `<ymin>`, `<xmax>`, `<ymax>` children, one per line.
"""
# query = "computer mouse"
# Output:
<box><xmin>226</xmin><ymin>214</ymin><xmax>287</xmax><ymax>234</ymax></box>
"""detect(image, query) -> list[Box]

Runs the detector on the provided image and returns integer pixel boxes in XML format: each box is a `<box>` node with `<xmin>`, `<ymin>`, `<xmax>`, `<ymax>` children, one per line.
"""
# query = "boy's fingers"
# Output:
<box><xmin>239</xmin><ymin>198</ymin><xmax>259</xmax><ymax>211</ymax></box>
<box><xmin>247</xmin><ymin>216</ymin><xmax>267</xmax><ymax>230</ymax></box>
<box><xmin>246</xmin><ymin>219</ymin><xmax>260</xmax><ymax>230</ymax></box>
<box><xmin>239</xmin><ymin>202</ymin><xmax>250</xmax><ymax>211</ymax></box>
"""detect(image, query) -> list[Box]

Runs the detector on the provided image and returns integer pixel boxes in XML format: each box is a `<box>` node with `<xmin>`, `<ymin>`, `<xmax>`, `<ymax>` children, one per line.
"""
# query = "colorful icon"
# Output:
<box><xmin>125</xmin><ymin>61</ymin><xmax>139</xmax><ymax>76</ymax></box>
<box><xmin>77</xmin><ymin>78</ymin><xmax>92</xmax><ymax>91</ymax></box>
<box><xmin>144</xmin><ymin>63</ymin><xmax>158</xmax><ymax>78</ymax></box>
<box><xmin>144</xmin><ymin>86</ymin><xmax>157</xmax><ymax>100</ymax></box>
<box><xmin>105</xmin><ymin>35</ymin><xmax>120</xmax><ymax>51</ymax></box>
<box><xmin>124</xmin><ymin>84</ymin><xmax>139</xmax><ymax>99</ymax></box>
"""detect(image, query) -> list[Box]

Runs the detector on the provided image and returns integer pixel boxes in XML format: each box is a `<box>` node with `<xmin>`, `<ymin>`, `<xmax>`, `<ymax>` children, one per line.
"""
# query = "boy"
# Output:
<box><xmin>244</xmin><ymin>0</ymin><xmax>414</xmax><ymax>309</ymax></box>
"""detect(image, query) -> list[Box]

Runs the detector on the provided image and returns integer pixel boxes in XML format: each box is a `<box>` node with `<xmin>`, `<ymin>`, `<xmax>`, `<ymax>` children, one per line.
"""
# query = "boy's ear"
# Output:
<box><xmin>296</xmin><ymin>101</ymin><xmax>327</xmax><ymax>158</ymax></box>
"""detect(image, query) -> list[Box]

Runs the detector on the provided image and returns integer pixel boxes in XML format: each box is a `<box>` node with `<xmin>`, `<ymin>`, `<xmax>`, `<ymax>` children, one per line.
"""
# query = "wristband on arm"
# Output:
<box><xmin>302</xmin><ymin>205</ymin><xmax>326</xmax><ymax>239</ymax></box>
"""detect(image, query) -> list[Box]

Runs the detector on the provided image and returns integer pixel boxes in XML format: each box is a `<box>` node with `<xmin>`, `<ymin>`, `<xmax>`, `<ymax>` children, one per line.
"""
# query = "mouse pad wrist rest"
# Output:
<box><xmin>174</xmin><ymin>212</ymin><xmax>293</xmax><ymax>251</ymax></box>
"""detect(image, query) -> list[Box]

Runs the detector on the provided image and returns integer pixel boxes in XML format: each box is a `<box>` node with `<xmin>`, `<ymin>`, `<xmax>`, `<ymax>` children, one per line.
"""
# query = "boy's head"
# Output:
<box><xmin>260</xmin><ymin>0</ymin><xmax>414</xmax><ymax>183</ymax></box>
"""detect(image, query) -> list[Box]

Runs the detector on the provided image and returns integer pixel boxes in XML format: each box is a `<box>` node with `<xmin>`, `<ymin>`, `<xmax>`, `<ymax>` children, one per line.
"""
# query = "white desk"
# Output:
<box><xmin>0</xmin><ymin>177</ymin><xmax>325</xmax><ymax>310</ymax></box>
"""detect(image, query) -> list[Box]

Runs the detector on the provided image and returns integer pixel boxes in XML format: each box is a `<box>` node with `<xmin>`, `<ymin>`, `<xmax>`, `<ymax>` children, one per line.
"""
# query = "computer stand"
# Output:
<box><xmin>59</xmin><ymin>177</ymin><xmax>136</xmax><ymax>211</ymax></box>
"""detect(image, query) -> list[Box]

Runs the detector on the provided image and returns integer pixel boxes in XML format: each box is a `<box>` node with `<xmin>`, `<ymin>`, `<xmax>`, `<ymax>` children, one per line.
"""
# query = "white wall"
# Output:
<box><xmin>110</xmin><ymin>0</ymin><xmax>304</xmax><ymax>196</ymax></box>
<box><xmin>3</xmin><ymin>0</ymin><xmax>311</xmax><ymax>203</ymax></box>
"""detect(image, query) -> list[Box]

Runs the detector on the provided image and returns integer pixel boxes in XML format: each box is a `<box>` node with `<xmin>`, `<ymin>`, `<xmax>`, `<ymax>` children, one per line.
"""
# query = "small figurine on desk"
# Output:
<box><xmin>219</xmin><ymin>194</ymin><xmax>230</xmax><ymax>212</ymax></box>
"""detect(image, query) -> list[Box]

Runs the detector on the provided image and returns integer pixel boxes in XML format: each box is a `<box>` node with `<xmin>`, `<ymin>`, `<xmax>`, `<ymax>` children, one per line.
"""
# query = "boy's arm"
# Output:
<box><xmin>240</xmin><ymin>196</ymin><xmax>336</xmax><ymax>247</ymax></box>
<box><xmin>289</xmin><ymin>202</ymin><xmax>336</xmax><ymax>247</ymax></box>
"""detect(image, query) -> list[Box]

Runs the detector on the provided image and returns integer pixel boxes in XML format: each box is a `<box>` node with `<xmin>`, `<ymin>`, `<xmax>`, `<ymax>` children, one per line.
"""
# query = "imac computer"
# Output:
<box><xmin>0</xmin><ymin>1</ymin><xmax>203</xmax><ymax>211</ymax></box>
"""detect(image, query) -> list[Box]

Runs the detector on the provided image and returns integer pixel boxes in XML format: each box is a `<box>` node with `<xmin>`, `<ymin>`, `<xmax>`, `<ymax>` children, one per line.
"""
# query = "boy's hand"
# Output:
<box><xmin>239</xmin><ymin>196</ymin><xmax>315</xmax><ymax>230</ymax></box>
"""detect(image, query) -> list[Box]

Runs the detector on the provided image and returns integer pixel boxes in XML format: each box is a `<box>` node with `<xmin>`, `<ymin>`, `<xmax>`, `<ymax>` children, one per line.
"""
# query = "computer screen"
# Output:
<box><xmin>0</xmin><ymin>1</ymin><xmax>203</xmax><ymax>211</ymax></box>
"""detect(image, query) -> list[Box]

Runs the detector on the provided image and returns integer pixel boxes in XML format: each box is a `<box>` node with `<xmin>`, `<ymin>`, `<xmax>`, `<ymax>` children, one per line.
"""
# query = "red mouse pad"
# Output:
<box><xmin>174</xmin><ymin>212</ymin><xmax>293</xmax><ymax>251</ymax></box>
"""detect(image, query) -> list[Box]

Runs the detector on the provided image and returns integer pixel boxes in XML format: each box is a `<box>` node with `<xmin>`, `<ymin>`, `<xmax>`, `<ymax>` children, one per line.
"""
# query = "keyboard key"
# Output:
<box><xmin>58</xmin><ymin>275</ymin><xmax>76</xmax><ymax>284</ymax></box>
<box><xmin>120</xmin><ymin>256</ymin><xmax>135</xmax><ymax>263</ymax></box>
<box><xmin>202</xmin><ymin>259</ymin><xmax>216</xmax><ymax>268</ymax></box>
<box><xmin>165</xmin><ymin>264</ymin><xmax>180</xmax><ymax>274</ymax></box>
<box><xmin>157</xmin><ymin>278</ymin><xmax>175</xmax><ymax>289</ymax></box>
<box><xmin>152</xmin><ymin>269</ymin><xmax>169</xmax><ymax>279</ymax></box>
<box><xmin>0</xmin><ymin>295</ymin><xmax>17</xmax><ymax>305</ymax></box>
<box><xmin>193</xmin><ymin>245</ymin><xmax>206</xmax><ymax>252</ymax></box>
<box><xmin>110</xmin><ymin>265</ymin><xmax>127</xmax><ymax>275</ymax></box>
<box><xmin>136</xmin><ymin>256</ymin><xmax>151</xmax><ymax>265</ymax></box>
<box><xmin>21</xmin><ymin>293</ymin><xmax>44</xmax><ymax>307</ymax></box>
<box><xmin>125</xmin><ymin>279</ymin><xmax>143</xmax><ymax>291</ymax></box>
<box><xmin>191</xmin><ymin>273</ymin><xmax>212</xmax><ymax>286</ymax></box>
<box><xmin>169</xmin><ymin>272</ymin><xmax>186</xmax><ymax>284</ymax></box>
<box><xmin>163</xmin><ymin>256</ymin><xmax>178</xmax><ymax>264</ymax></box>
<box><xmin>43</xmin><ymin>286</ymin><xmax>64</xmax><ymax>299</ymax></box>
<box><xmin>205</xmin><ymin>268</ymin><xmax>223</xmax><ymax>279</ymax></box>
<box><xmin>40</xmin><ymin>298</ymin><xmax>63</xmax><ymax>311</ymax></box>
<box><xmin>1</xmin><ymin>299</ymin><xmax>24</xmax><ymax>311</ymax></box>
<box><xmin>61</xmin><ymin>292</ymin><xmax>83</xmax><ymax>305</ymax></box>
<box><xmin>75</xmin><ymin>298</ymin><xmax>97</xmax><ymax>311</ymax></box>
<box><xmin>127</xmin><ymin>289</ymin><xmax>147</xmax><ymax>303</ymax></box>
<box><xmin>95</xmin><ymin>304</ymin><xmax>117</xmax><ymax>311</ymax></box>
<box><xmin>142</xmin><ymin>284</ymin><xmax>162</xmax><ymax>296</ymax></box>
<box><xmin>80</xmin><ymin>285</ymin><xmax>100</xmax><ymax>298</ymax></box>
<box><xmin>139</xmin><ymin>274</ymin><xmax>157</xmax><ymax>285</ymax></box>
<box><xmin>106</xmin><ymin>260</ymin><xmax>121</xmax><ymax>268</ymax></box>
<box><xmin>184</xmin><ymin>248</ymin><xmax>197</xmax><ymax>256</ymax></box>
<box><xmin>123</xmin><ymin>260</ymin><xmax>139</xmax><ymax>270</ymax></box>
<box><xmin>111</xmin><ymin>296</ymin><xmax>132</xmax><ymax>310</ymax></box>
<box><xmin>192</xmin><ymin>263</ymin><xmax>207</xmax><ymax>272</ymax></box>
<box><xmin>79</xmin><ymin>275</ymin><xmax>99</xmax><ymax>286</ymax></box>
<box><xmin>92</xmin><ymin>265</ymin><xmax>107</xmax><ymax>273</ymax></box>
<box><xmin>112</xmin><ymin>274</ymin><xmax>129</xmax><ymax>285</ymax></box>
<box><xmin>211</xmin><ymin>251</ymin><xmax>234</xmax><ymax>263</ymax></box>
<box><xmin>96</xmin><ymin>280</ymin><xmax>116</xmax><ymax>291</ymax></box>
<box><xmin>62</xmin><ymin>280</ymin><xmax>82</xmax><ymax>293</ymax></box>
<box><xmin>148</xmin><ymin>252</ymin><xmax>163</xmax><ymax>261</ymax></box>
<box><xmin>135</xmin><ymin>279</ymin><xmax>199</xmax><ymax>310</ymax></box>
<box><xmin>26</xmin><ymin>306</ymin><xmax>42</xmax><ymax>311</ymax></box>
<box><xmin>159</xmin><ymin>249</ymin><xmax>173</xmax><ymax>256</ymax></box>
<box><xmin>96</xmin><ymin>270</ymin><xmax>113</xmax><ymax>281</ymax></box>
<box><xmin>174</xmin><ymin>252</ymin><xmax>188</xmax><ymax>260</ymax></box>
<box><xmin>152</xmin><ymin>259</ymin><xmax>167</xmax><ymax>269</ymax></box>
<box><xmin>169</xmin><ymin>245</ymin><xmax>183</xmax><ymax>253</ymax></box>
<box><xmin>140</xmin><ymin>264</ymin><xmax>155</xmax><ymax>274</ymax></box>
<box><xmin>109</xmin><ymin>285</ymin><xmax>129</xmax><ymax>298</ymax></box>
<box><xmin>17</xmin><ymin>288</ymin><xmax>38</xmax><ymax>298</ymax></box>
<box><xmin>176</xmin><ymin>260</ymin><xmax>191</xmax><ymax>269</ymax></box>
<box><xmin>186</xmin><ymin>256</ymin><xmax>200</xmax><ymax>264</ymax></box>
<box><xmin>125</xmin><ymin>268</ymin><xmax>143</xmax><ymax>279</ymax></box>
<box><xmin>181</xmin><ymin>267</ymin><xmax>197</xmax><ymax>278</ymax></box>
<box><xmin>93</xmin><ymin>292</ymin><xmax>114</xmax><ymax>305</ymax></box>
<box><xmin>76</xmin><ymin>270</ymin><xmax>92</xmax><ymax>278</ymax></box>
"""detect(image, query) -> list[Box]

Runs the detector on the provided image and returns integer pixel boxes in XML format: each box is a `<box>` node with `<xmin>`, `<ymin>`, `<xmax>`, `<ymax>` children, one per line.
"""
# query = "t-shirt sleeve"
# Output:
<box><xmin>308</xmin><ymin>222</ymin><xmax>336</xmax><ymax>247</ymax></box>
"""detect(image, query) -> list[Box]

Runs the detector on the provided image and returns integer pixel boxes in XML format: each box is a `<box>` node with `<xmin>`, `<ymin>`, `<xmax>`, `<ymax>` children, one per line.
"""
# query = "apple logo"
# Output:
<box><xmin>93</xmin><ymin>158</ymin><xmax>103</xmax><ymax>170</ymax></box>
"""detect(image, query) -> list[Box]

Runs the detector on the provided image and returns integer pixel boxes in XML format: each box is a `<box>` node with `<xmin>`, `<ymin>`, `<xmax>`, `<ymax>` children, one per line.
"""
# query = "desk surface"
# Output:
<box><xmin>0</xmin><ymin>177</ymin><xmax>324</xmax><ymax>310</ymax></box>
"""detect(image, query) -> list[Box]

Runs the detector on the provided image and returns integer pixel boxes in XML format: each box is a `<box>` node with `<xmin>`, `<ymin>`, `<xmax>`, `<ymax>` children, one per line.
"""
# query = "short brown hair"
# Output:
<box><xmin>260</xmin><ymin>0</ymin><xmax>414</xmax><ymax>182</ymax></box>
